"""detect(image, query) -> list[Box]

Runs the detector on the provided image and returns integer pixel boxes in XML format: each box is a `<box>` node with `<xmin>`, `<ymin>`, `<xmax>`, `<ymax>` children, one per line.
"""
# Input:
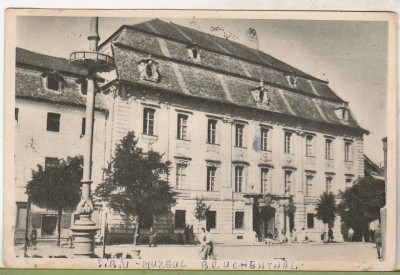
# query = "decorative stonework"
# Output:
<box><xmin>250</xmin><ymin>79</ymin><xmax>271</xmax><ymax>106</ymax></box>
<box><xmin>138</xmin><ymin>59</ymin><xmax>160</xmax><ymax>82</ymax></box>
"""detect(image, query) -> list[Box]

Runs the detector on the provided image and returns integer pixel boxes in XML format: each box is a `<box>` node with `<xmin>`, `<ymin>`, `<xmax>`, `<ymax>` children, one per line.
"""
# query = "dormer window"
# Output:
<box><xmin>286</xmin><ymin>75</ymin><xmax>297</xmax><ymax>87</ymax></box>
<box><xmin>138</xmin><ymin>59</ymin><xmax>159</xmax><ymax>82</ymax></box>
<box><xmin>334</xmin><ymin>103</ymin><xmax>350</xmax><ymax>123</ymax></box>
<box><xmin>76</xmin><ymin>78</ymin><xmax>87</xmax><ymax>96</ymax></box>
<box><xmin>43</xmin><ymin>71</ymin><xmax>64</xmax><ymax>92</ymax></box>
<box><xmin>250</xmin><ymin>79</ymin><xmax>270</xmax><ymax>105</ymax></box>
<box><xmin>187</xmin><ymin>44</ymin><xmax>201</xmax><ymax>61</ymax></box>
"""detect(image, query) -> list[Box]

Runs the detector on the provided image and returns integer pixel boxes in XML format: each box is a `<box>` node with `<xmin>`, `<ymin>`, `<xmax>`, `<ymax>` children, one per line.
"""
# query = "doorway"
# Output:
<box><xmin>254</xmin><ymin>206</ymin><xmax>276</xmax><ymax>241</ymax></box>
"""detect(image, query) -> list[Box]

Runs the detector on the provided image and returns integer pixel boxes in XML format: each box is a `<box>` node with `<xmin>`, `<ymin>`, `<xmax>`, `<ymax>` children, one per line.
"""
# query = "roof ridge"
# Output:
<box><xmin>130</xmin><ymin>19</ymin><xmax>325</xmax><ymax>83</ymax></box>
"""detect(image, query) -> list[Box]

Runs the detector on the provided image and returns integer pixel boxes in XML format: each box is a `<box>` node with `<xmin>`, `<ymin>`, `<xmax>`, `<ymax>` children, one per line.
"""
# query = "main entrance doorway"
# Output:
<box><xmin>253</xmin><ymin>205</ymin><xmax>276</xmax><ymax>241</ymax></box>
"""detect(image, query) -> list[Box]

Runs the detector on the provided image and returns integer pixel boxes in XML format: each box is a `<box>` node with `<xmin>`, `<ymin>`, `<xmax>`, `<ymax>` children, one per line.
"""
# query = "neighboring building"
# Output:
<box><xmin>14</xmin><ymin>48</ymin><xmax>107</xmax><ymax>242</ymax></box>
<box><xmin>364</xmin><ymin>154</ymin><xmax>384</xmax><ymax>181</ymax></box>
<box><xmin>96</xmin><ymin>19</ymin><xmax>368</xmax><ymax>243</ymax></box>
<box><xmin>14</xmin><ymin>19</ymin><xmax>369</xmax><ymax>244</ymax></box>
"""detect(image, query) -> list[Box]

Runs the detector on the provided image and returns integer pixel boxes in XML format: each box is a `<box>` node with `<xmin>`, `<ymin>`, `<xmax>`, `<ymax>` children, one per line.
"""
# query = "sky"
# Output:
<box><xmin>15</xmin><ymin>16</ymin><xmax>388</xmax><ymax>164</ymax></box>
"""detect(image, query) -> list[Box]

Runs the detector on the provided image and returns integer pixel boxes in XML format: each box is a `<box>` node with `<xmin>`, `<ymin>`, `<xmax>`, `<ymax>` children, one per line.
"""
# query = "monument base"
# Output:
<box><xmin>71</xmin><ymin>214</ymin><xmax>99</xmax><ymax>258</ymax></box>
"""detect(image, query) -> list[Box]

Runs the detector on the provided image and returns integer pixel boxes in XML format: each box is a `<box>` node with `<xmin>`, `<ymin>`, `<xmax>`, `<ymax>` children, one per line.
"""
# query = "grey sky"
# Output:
<box><xmin>16</xmin><ymin>16</ymin><xmax>388</xmax><ymax>163</ymax></box>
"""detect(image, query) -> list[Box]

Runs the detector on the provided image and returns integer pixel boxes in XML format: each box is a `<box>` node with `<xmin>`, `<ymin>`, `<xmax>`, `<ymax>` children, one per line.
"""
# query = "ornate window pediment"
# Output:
<box><xmin>138</xmin><ymin>59</ymin><xmax>160</xmax><ymax>82</ymax></box>
<box><xmin>251</xmin><ymin>79</ymin><xmax>270</xmax><ymax>105</ymax></box>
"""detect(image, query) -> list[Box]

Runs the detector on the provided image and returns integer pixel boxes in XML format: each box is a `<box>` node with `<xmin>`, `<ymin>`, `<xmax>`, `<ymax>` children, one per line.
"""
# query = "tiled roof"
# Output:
<box><xmin>16</xmin><ymin>48</ymin><xmax>106</xmax><ymax>111</ymax></box>
<box><xmin>16</xmin><ymin>48</ymin><xmax>88</xmax><ymax>76</ymax></box>
<box><xmin>102</xmin><ymin>19</ymin><xmax>366</xmax><ymax>132</ymax></box>
<box><xmin>107</xmin><ymin>22</ymin><xmax>343</xmax><ymax>103</ymax></box>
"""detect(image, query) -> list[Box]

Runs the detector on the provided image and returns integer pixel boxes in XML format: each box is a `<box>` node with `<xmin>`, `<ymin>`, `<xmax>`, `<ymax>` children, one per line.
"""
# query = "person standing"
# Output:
<box><xmin>348</xmin><ymin>227</ymin><xmax>354</xmax><ymax>242</ymax></box>
<box><xmin>149</xmin><ymin>227</ymin><xmax>157</xmax><ymax>247</ymax></box>
<box><xmin>327</xmin><ymin>228</ymin><xmax>334</xmax><ymax>243</ymax></box>
<box><xmin>375</xmin><ymin>224</ymin><xmax>383</xmax><ymax>261</ymax></box>
<box><xmin>183</xmin><ymin>225</ymin><xmax>189</xmax><ymax>244</ymax></box>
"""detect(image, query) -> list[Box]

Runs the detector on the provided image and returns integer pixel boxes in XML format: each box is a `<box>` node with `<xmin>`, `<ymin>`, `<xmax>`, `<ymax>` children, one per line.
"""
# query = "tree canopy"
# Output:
<box><xmin>26</xmin><ymin>155</ymin><xmax>83</xmax><ymax>245</ymax></box>
<box><xmin>95</xmin><ymin>131</ymin><xmax>176</xmax><ymax>244</ymax></box>
<box><xmin>316</xmin><ymin>192</ymin><xmax>337</xmax><ymax>228</ymax></box>
<box><xmin>338</xmin><ymin>176</ymin><xmax>385</xmax><ymax>241</ymax></box>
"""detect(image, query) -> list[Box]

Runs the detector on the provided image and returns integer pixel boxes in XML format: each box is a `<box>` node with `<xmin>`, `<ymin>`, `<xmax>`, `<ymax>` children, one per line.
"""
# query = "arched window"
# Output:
<box><xmin>145</xmin><ymin>63</ymin><xmax>153</xmax><ymax>78</ymax></box>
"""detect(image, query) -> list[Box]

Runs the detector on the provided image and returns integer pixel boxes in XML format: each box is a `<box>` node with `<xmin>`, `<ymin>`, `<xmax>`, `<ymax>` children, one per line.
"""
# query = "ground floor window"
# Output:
<box><xmin>206</xmin><ymin>211</ymin><xmax>216</xmax><ymax>229</ymax></box>
<box><xmin>307</xmin><ymin>213</ymin><xmax>315</xmax><ymax>229</ymax></box>
<box><xmin>235</xmin><ymin>211</ymin><xmax>244</xmax><ymax>229</ymax></box>
<box><xmin>175</xmin><ymin>210</ymin><xmax>186</xmax><ymax>230</ymax></box>
<box><xmin>16</xmin><ymin>203</ymin><xmax>27</xmax><ymax>229</ymax></box>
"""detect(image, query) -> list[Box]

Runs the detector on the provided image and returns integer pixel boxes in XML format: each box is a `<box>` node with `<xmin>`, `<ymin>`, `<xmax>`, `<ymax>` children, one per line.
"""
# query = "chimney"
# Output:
<box><xmin>245</xmin><ymin>27</ymin><xmax>259</xmax><ymax>50</ymax></box>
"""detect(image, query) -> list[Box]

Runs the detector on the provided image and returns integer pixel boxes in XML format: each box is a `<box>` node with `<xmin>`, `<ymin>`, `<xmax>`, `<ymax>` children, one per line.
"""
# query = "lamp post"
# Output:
<box><xmin>70</xmin><ymin>17</ymin><xmax>114</xmax><ymax>258</ymax></box>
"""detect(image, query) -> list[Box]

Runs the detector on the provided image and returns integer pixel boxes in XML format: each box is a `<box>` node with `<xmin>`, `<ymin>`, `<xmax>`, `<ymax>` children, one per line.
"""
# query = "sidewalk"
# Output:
<box><xmin>15</xmin><ymin>241</ymin><xmax>379</xmax><ymax>262</ymax></box>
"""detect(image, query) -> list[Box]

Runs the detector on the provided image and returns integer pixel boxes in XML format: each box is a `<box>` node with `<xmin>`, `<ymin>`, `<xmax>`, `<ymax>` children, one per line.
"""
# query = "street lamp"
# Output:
<box><xmin>69</xmin><ymin>17</ymin><xmax>114</xmax><ymax>258</ymax></box>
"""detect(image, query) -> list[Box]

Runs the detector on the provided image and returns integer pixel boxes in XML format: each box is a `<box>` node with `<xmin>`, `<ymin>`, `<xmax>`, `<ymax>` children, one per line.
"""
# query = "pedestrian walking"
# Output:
<box><xmin>189</xmin><ymin>225</ymin><xmax>194</xmax><ymax>244</ymax></box>
<box><xmin>199</xmin><ymin>227</ymin><xmax>208</xmax><ymax>260</ymax></box>
<box><xmin>183</xmin><ymin>225</ymin><xmax>189</xmax><ymax>244</ymax></box>
<box><xmin>29</xmin><ymin>229</ymin><xmax>37</xmax><ymax>248</ymax></box>
<box><xmin>375</xmin><ymin>224</ymin><xmax>383</xmax><ymax>261</ymax></box>
<box><xmin>327</xmin><ymin>228</ymin><xmax>334</xmax><ymax>243</ymax></box>
<box><xmin>206</xmin><ymin>228</ymin><xmax>217</xmax><ymax>260</ymax></box>
<box><xmin>149</xmin><ymin>227</ymin><xmax>157</xmax><ymax>247</ymax></box>
<box><xmin>68</xmin><ymin>229</ymin><xmax>74</xmax><ymax>248</ymax></box>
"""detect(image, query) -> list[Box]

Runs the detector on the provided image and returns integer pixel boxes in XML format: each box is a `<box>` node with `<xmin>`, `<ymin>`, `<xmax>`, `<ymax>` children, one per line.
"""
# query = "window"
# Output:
<box><xmin>261</xmin><ymin>128</ymin><xmax>269</xmax><ymax>151</ymax></box>
<box><xmin>177</xmin><ymin>114</ymin><xmax>188</xmax><ymax>140</ymax></box>
<box><xmin>345</xmin><ymin>178</ymin><xmax>353</xmax><ymax>189</ymax></box>
<box><xmin>192</xmin><ymin>48</ymin><xmax>198</xmax><ymax>59</ymax></box>
<box><xmin>288</xmin><ymin>75</ymin><xmax>297</xmax><ymax>87</ymax></box>
<box><xmin>145</xmin><ymin>63</ymin><xmax>153</xmax><ymax>78</ymax></box>
<box><xmin>260</xmin><ymin>168</ymin><xmax>269</xmax><ymax>194</ymax></box>
<box><xmin>15</xmin><ymin>108</ymin><xmax>19</xmax><ymax>125</ymax></box>
<box><xmin>344</xmin><ymin>142</ymin><xmax>352</xmax><ymax>162</ymax></box>
<box><xmin>46</xmin><ymin>113</ymin><xmax>61</xmax><ymax>132</ymax></box>
<box><xmin>206</xmin><ymin>211</ymin><xmax>216</xmax><ymax>229</ymax></box>
<box><xmin>176</xmin><ymin>164</ymin><xmax>187</xmax><ymax>189</ymax></box>
<box><xmin>207</xmin><ymin>166</ymin><xmax>217</xmax><ymax>191</ymax></box>
<box><xmin>235</xmin><ymin>166</ymin><xmax>244</xmax><ymax>192</ymax></box>
<box><xmin>325</xmin><ymin>139</ymin><xmax>333</xmax><ymax>159</ymax></box>
<box><xmin>143</xmin><ymin>108</ymin><xmax>155</xmax><ymax>135</ymax></box>
<box><xmin>207</xmin><ymin>119</ymin><xmax>217</xmax><ymax>144</ymax></box>
<box><xmin>81</xmin><ymin>117</ymin><xmax>86</xmax><ymax>136</ymax></box>
<box><xmin>45</xmin><ymin>157</ymin><xmax>58</xmax><ymax>170</ymax></box>
<box><xmin>174</xmin><ymin>210</ymin><xmax>186</xmax><ymax>230</ymax></box>
<box><xmin>326</xmin><ymin>176</ymin><xmax>333</xmax><ymax>193</ymax></box>
<box><xmin>47</xmin><ymin>76</ymin><xmax>61</xmax><ymax>91</ymax></box>
<box><xmin>284</xmin><ymin>132</ymin><xmax>292</xmax><ymax>154</ymax></box>
<box><xmin>306</xmin><ymin>135</ymin><xmax>314</xmax><ymax>157</ymax></box>
<box><xmin>307</xmin><ymin>213</ymin><xmax>315</xmax><ymax>229</ymax></box>
<box><xmin>306</xmin><ymin>175</ymin><xmax>313</xmax><ymax>196</ymax></box>
<box><xmin>284</xmin><ymin>170</ymin><xmax>292</xmax><ymax>194</ymax></box>
<box><xmin>235</xmin><ymin>124</ymin><xmax>245</xmax><ymax>147</ymax></box>
<box><xmin>235</xmin><ymin>212</ymin><xmax>244</xmax><ymax>229</ymax></box>
<box><xmin>16</xmin><ymin>203</ymin><xmax>27</xmax><ymax>229</ymax></box>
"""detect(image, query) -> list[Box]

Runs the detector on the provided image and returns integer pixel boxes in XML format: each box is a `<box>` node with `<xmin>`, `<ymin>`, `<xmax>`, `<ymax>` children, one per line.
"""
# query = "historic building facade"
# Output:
<box><xmin>96</xmin><ymin>19</ymin><xmax>367</xmax><ymax>243</ymax></box>
<box><xmin>14</xmin><ymin>48</ymin><xmax>107</xmax><ymax>241</ymax></box>
<box><xmin>14</xmin><ymin>19</ymin><xmax>368</xmax><ymax>244</ymax></box>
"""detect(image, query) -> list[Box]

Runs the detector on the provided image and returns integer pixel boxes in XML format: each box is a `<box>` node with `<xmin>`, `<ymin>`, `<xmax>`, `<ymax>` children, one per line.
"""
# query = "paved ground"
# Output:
<box><xmin>16</xmin><ymin>241</ymin><xmax>379</xmax><ymax>263</ymax></box>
